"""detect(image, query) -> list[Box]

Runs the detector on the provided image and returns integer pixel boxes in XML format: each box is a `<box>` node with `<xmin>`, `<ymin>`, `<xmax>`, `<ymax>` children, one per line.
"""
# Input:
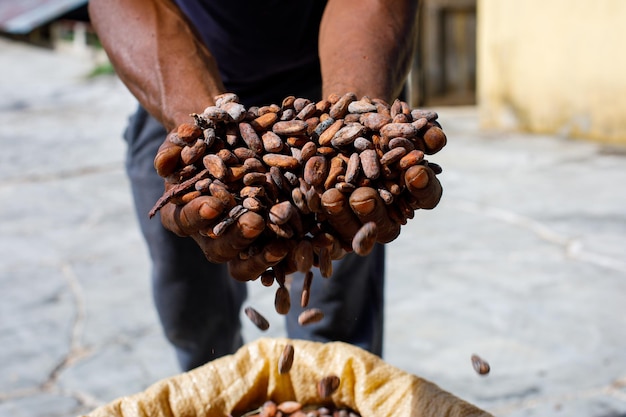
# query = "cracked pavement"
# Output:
<box><xmin>1</xmin><ymin>38</ymin><xmax>626</xmax><ymax>417</ymax></box>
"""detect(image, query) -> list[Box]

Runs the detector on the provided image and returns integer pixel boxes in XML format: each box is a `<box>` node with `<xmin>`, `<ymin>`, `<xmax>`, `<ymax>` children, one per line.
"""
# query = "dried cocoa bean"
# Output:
<box><xmin>301</xmin><ymin>270</ymin><xmax>313</xmax><ymax>308</ymax></box>
<box><xmin>214</xmin><ymin>92</ymin><xmax>239</xmax><ymax>107</ymax></box>
<box><xmin>318</xmin><ymin>119</ymin><xmax>344</xmax><ymax>146</ymax></box>
<box><xmin>250</xmin><ymin>111</ymin><xmax>279</xmax><ymax>131</ymax></box>
<box><xmin>298</xmin><ymin>308</ymin><xmax>324</xmax><ymax>326</ymax></box>
<box><xmin>379</xmin><ymin>147</ymin><xmax>407</xmax><ymax>166</ymax></box>
<box><xmin>272</xmin><ymin>120</ymin><xmax>309</xmax><ymax>136</ymax></box>
<box><xmin>269</xmin><ymin>201</ymin><xmax>295</xmax><ymax>225</ymax></box>
<box><xmin>244</xmin><ymin>306</ymin><xmax>270</xmax><ymax>331</ymax></box>
<box><xmin>359</xmin><ymin>149</ymin><xmax>380</xmax><ymax>180</ymax></box>
<box><xmin>345</xmin><ymin>152</ymin><xmax>361</xmax><ymax>184</ymax></box>
<box><xmin>293</xmin><ymin>239</ymin><xmax>314</xmax><ymax>273</ymax></box>
<box><xmin>262</xmin><ymin>131</ymin><xmax>284</xmax><ymax>153</ymax></box>
<box><xmin>262</xmin><ymin>154</ymin><xmax>300</xmax><ymax>170</ymax></box>
<box><xmin>471</xmin><ymin>354</ymin><xmax>491</xmax><ymax>375</ymax></box>
<box><xmin>296</xmin><ymin>102</ymin><xmax>317</xmax><ymax>120</ymax></box>
<box><xmin>202</xmin><ymin>105</ymin><xmax>231</xmax><ymax>123</ymax></box>
<box><xmin>317</xmin><ymin>375</ymin><xmax>340</xmax><ymax>398</ymax></box>
<box><xmin>203</xmin><ymin>154</ymin><xmax>228</xmax><ymax>179</ymax></box>
<box><xmin>277</xmin><ymin>401</ymin><xmax>302</xmax><ymax>414</ymax></box>
<box><xmin>242</xmin><ymin>196</ymin><xmax>264</xmax><ymax>212</ymax></box>
<box><xmin>352</xmin><ymin>221</ymin><xmax>378</xmax><ymax>256</ymax></box>
<box><xmin>222</xmin><ymin>101</ymin><xmax>246</xmax><ymax>122</ymax></box>
<box><xmin>379</xmin><ymin>122</ymin><xmax>418</xmax><ymax>140</ymax></box>
<box><xmin>329</xmin><ymin>92</ymin><xmax>356</xmax><ymax>119</ymax></box>
<box><xmin>348</xmin><ymin>100</ymin><xmax>377</xmax><ymax>114</ymax></box>
<box><xmin>278</xmin><ymin>344</ymin><xmax>295</xmax><ymax>374</ymax></box>
<box><xmin>303</xmin><ymin>155</ymin><xmax>328</xmax><ymax>187</ymax></box>
<box><xmin>330</xmin><ymin>123</ymin><xmax>365</xmax><ymax>148</ymax></box>
<box><xmin>239</xmin><ymin>122</ymin><xmax>264</xmax><ymax>154</ymax></box>
<box><xmin>274</xmin><ymin>286</ymin><xmax>291</xmax><ymax>315</ymax></box>
<box><xmin>299</xmin><ymin>141</ymin><xmax>317</xmax><ymax>163</ymax></box>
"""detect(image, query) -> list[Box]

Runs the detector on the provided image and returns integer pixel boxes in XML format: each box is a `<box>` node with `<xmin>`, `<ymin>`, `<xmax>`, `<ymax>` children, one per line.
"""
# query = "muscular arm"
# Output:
<box><xmin>88</xmin><ymin>0</ymin><xmax>225</xmax><ymax>131</ymax></box>
<box><xmin>319</xmin><ymin>0</ymin><xmax>419</xmax><ymax>102</ymax></box>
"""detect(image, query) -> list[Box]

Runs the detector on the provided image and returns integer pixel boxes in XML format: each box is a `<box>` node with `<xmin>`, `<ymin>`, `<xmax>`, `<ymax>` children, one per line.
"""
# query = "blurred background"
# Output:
<box><xmin>1</xmin><ymin>1</ymin><xmax>625</xmax><ymax>416</ymax></box>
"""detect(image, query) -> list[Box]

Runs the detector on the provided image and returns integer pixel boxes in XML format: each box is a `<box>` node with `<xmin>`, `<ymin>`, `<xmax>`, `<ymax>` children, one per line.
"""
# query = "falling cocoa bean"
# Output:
<box><xmin>244</xmin><ymin>306</ymin><xmax>270</xmax><ymax>331</ymax></box>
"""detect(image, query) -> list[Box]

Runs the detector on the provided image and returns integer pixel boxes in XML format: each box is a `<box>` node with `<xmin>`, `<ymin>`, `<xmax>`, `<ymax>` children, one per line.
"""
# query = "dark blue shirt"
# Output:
<box><xmin>173</xmin><ymin>0</ymin><xmax>327</xmax><ymax>106</ymax></box>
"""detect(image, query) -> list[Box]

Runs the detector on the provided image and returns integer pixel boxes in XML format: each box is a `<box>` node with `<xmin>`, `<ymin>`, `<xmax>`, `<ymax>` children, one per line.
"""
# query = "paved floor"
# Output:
<box><xmin>1</xmin><ymin>38</ymin><xmax>626</xmax><ymax>417</ymax></box>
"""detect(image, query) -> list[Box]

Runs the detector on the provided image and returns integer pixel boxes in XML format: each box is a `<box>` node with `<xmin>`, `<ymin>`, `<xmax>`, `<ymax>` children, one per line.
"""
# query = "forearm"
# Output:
<box><xmin>319</xmin><ymin>0</ymin><xmax>419</xmax><ymax>102</ymax></box>
<box><xmin>89</xmin><ymin>0</ymin><xmax>225</xmax><ymax>131</ymax></box>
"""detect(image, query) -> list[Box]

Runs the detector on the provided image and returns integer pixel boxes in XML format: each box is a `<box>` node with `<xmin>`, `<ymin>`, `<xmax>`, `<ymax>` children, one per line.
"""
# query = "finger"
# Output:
<box><xmin>159</xmin><ymin>195</ymin><xmax>225</xmax><ymax>236</ymax></box>
<box><xmin>320</xmin><ymin>188</ymin><xmax>362</xmax><ymax>245</ymax></box>
<box><xmin>154</xmin><ymin>137</ymin><xmax>183</xmax><ymax>178</ymax></box>
<box><xmin>404</xmin><ymin>165</ymin><xmax>443</xmax><ymax>209</ymax></box>
<box><xmin>349</xmin><ymin>187</ymin><xmax>400</xmax><ymax>243</ymax></box>
<box><xmin>196</xmin><ymin>211</ymin><xmax>266</xmax><ymax>263</ymax></box>
<box><xmin>227</xmin><ymin>239</ymin><xmax>292</xmax><ymax>281</ymax></box>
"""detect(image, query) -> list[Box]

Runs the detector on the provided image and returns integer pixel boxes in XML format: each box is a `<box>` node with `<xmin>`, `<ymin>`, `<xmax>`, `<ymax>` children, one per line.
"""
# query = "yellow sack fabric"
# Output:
<box><xmin>83</xmin><ymin>337</ymin><xmax>492</xmax><ymax>417</ymax></box>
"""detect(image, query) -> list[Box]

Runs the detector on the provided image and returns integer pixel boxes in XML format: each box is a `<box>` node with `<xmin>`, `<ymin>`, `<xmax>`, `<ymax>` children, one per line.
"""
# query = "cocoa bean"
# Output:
<box><xmin>323</xmin><ymin>156</ymin><xmax>345</xmax><ymax>190</ymax></box>
<box><xmin>262</xmin><ymin>131</ymin><xmax>284</xmax><ymax>153</ymax></box>
<box><xmin>318</xmin><ymin>247</ymin><xmax>332</xmax><ymax>278</ymax></box>
<box><xmin>296</xmin><ymin>102</ymin><xmax>317</xmax><ymax>120</ymax></box>
<box><xmin>471</xmin><ymin>354</ymin><xmax>491</xmax><ymax>375</ymax></box>
<box><xmin>272</xmin><ymin>120</ymin><xmax>309</xmax><ymax>136</ymax></box>
<box><xmin>262</xmin><ymin>154</ymin><xmax>300</xmax><ymax>170</ymax></box>
<box><xmin>348</xmin><ymin>100</ymin><xmax>377</xmax><ymax>114</ymax></box>
<box><xmin>298</xmin><ymin>308</ymin><xmax>325</xmax><ymax>326</ymax></box>
<box><xmin>202</xmin><ymin>105</ymin><xmax>231</xmax><ymax>123</ymax></box>
<box><xmin>214</xmin><ymin>92</ymin><xmax>239</xmax><ymax>107</ymax></box>
<box><xmin>318</xmin><ymin>119</ymin><xmax>344</xmax><ymax>146</ymax></box>
<box><xmin>303</xmin><ymin>156</ymin><xmax>328</xmax><ymax>187</ymax></box>
<box><xmin>379</xmin><ymin>147</ymin><xmax>407</xmax><ymax>166</ymax></box>
<box><xmin>277</xmin><ymin>401</ymin><xmax>301</xmax><ymax>414</ymax></box>
<box><xmin>243</xmin><ymin>157</ymin><xmax>266</xmax><ymax>174</ymax></box>
<box><xmin>299</xmin><ymin>141</ymin><xmax>317</xmax><ymax>163</ymax></box>
<box><xmin>345</xmin><ymin>152</ymin><xmax>361</xmax><ymax>184</ymax></box>
<box><xmin>379</xmin><ymin>122</ymin><xmax>418</xmax><ymax>140</ymax></box>
<box><xmin>203</xmin><ymin>154</ymin><xmax>228</xmax><ymax>179</ymax></box>
<box><xmin>329</xmin><ymin>92</ymin><xmax>356</xmax><ymax>119</ymax></box>
<box><xmin>388</xmin><ymin>136</ymin><xmax>415</xmax><ymax>152</ymax></box>
<box><xmin>242</xmin><ymin>196</ymin><xmax>264</xmax><ymax>212</ymax></box>
<box><xmin>269</xmin><ymin>201</ymin><xmax>295</xmax><ymax>225</ymax></box>
<box><xmin>216</xmin><ymin>148</ymin><xmax>238</xmax><ymax>165</ymax></box>
<box><xmin>330</xmin><ymin>123</ymin><xmax>365</xmax><ymax>148</ymax></box>
<box><xmin>222</xmin><ymin>101</ymin><xmax>246</xmax><ymax>122</ymax></box>
<box><xmin>293</xmin><ymin>239</ymin><xmax>314</xmax><ymax>273</ymax></box>
<box><xmin>250</xmin><ymin>111</ymin><xmax>279</xmax><ymax>131</ymax></box>
<box><xmin>239</xmin><ymin>122</ymin><xmax>264</xmax><ymax>154</ymax></box>
<box><xmin>301</xmin><ymin>270</ymin><xmax>313</xmax><ymax>308</ymax></box>
<box><xmin>317</xmin><ymin>375</ymin><xmax>340</xmax><ymax>398</ymax></box>
<box><xmin>200</xmin><ymin>128</ymin><xmax>215</xmax><ymax>149</ymax></box>
<box><xmin>244</xmin><ymin>306</ymin><xmax>269</xmax><ymax>331</ymax></box>
<box><xmin>274</xmin><ymin>286</ymin><xmax>291</xmax><ymax>315</ymax></box>
<box><xmin>359</xmin><ymin>149</ymin><xmax>380</xmax><ymax>180</ymax></box>
<box><xmin>353</xmin><ymin>136</ymin><xmax>374</xmax><ymax>152</ymax></box>
<box><xmin>352</xmin><ymin>221</ymin><xmax>378</xmax><ymax>256</ymax></box>
<box><xmin>278</xmin><ymin>344</ymin><xmax>295</xmax><ymax>374</ymax></box>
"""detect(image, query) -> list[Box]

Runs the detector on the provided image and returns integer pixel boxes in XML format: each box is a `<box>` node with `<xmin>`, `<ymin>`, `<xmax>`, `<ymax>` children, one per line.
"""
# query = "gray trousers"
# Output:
<box><xmin>124</xmin><ymin>106</ymin><xmax>385</xmax><ymax>371</ymax></box>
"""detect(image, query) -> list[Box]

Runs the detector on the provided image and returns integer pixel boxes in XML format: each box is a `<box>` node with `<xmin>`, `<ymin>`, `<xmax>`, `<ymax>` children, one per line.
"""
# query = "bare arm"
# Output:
<box><xmin>88</xmin><ymin>0</ymin><xmax>225</xmax><ymax>131</ymax></box>
<box><xmin>319</xmin><ymin>0</ymin><xmax>419</xmax><ymax>102</ymax></box>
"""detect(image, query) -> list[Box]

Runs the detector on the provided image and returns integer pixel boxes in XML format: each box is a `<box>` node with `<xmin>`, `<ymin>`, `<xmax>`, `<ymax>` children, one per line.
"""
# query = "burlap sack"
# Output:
<box><xmin>83</xmin><ymin>337</ymin><xmax>492</xmax><ymax>417</ymax></box>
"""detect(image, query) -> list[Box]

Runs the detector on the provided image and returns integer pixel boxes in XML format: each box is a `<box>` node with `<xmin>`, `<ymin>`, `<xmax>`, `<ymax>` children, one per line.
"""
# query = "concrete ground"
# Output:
<box><xmin>1</xmin><ymin>38</ymin><xmax>625</xmax><ymax>417</ymax></box>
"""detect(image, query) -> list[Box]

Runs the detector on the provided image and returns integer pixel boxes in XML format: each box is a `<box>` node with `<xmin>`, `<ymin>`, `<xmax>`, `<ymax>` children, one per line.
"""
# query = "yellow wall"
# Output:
<box><xmin>477</xmin><ymin>0</ymin><xmax>626</xmax><ymax>144</ymax></box>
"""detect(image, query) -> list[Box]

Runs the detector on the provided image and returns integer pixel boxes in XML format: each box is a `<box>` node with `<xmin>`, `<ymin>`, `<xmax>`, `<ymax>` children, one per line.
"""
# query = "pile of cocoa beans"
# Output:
<box><xmin>238</xmin><ymin>400</ymin><xmax>359</xmax><ymax>417</ymax></box>
<box><xmin>150</xmin><ymin>92</ymin><xmax>446</xmax><ymax>290</ymax></box>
